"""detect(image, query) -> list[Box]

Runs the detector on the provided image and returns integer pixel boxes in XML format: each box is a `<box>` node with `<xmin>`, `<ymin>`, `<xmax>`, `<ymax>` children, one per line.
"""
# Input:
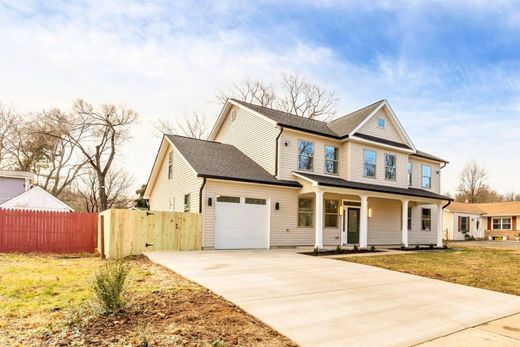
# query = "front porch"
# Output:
<box><xmin>300</xmin><ymin>187</ymin><xmax>446</xmax><ymax>249</ymax></box>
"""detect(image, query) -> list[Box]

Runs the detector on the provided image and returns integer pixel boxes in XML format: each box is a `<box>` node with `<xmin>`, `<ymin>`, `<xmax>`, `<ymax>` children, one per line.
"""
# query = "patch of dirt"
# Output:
<box><xmin>43</xmin><ymin>257</ymin><xmax>296</xmax><ymax>347</ymax></box>
<box><xmin>300</xmin><ymin>249</ymin><xmax>383</xmax><ymax>256</ymax></box>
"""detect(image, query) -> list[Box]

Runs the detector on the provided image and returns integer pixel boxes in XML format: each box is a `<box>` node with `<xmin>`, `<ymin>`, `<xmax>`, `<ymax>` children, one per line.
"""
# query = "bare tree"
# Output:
<box><xmin>277</xmin><ymin>73</ymin><xmax>337</xmax><ymax>120</ymax></box>
<box><xmin>76</xmin><ymin>167</ymin><xmax>134</xmax><ymax>212</ymax></box>
<box><xmin>456</xmin><ymin>161</ymin><xmax>491</xmax><ymax>203</ymax></box>
<box><xmin>503</xmin><ymin>192</ymin><xmax>520</xmax><ymax>202</ymax></box>
<box><xmin>216</xmin><ymin>79</ymin><xmax>276</xmax><ymax>107</ymax></box>
<box><xmin>42</xmin><ymin>100</ymin><xmax>138</xmax><ymax>211</ymax></box>
<box><xmin>154</xmin><ymin>112</ymin><xmax>211</xmax><ymax>139</ymax></box>
<box><xmin>0</xmin><ymin>104</ymin><xmax>18</xmax><ymax>169</ymax></box>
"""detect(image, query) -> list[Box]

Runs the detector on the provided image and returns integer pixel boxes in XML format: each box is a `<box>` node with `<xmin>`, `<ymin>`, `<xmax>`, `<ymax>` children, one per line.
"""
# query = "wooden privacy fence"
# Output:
<box><xmin>99</xmin><ymin>209</ymin><xmax>203</xmax><ymax>259</ymax></box>
<box><xmin>0</xmin><ymin>209</ymin><xmax>98</xmax><ymax>253</ymax></box>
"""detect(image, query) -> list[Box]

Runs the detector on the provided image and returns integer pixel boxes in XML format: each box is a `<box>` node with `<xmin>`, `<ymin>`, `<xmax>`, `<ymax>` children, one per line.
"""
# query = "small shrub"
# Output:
<box><xmin>313</xmin><ymin>247</ymin><xmax>319</xmax><ymax>256</ymax></box>
<box><xmin>443</xmin><ymin>244</ymin><xmax>448</xmax><ymax>249</ymax></box>
<box><xmin>415</xmin><ymin>244</ymin><xmax>420</xmax><ymax>250</ymax></box>
<box><xmin>92</xmin><ymin>261</ymin><xmax>131</xmax><ymax>315</ymax></box>
<box><xmin>212</xmin><ymin>339</ymin><xmax>225</xmax><ymax>347</ymax></box>
<box><xmin>370</xmin><ymin>246</ymin><xmax>376</xmax><ymax>252</ymax></box>
<box><xmin>400</xmin><ymin>244</ymin><xmax>406</xmax><ymax>250</ymax></box>
<box><xmin>353</xmin><ymin>245</ymin><xmax>359</xmax><ymax>252</ymax></box>
<box><xmin>336</xmin><ymin>245</ymin><xmax>342</xmax><ymax>253</ymax></box>
<box><xmin>429</xmin><ymin>244</ymin><xmax>434</xmax><ymax>249</ymax></box>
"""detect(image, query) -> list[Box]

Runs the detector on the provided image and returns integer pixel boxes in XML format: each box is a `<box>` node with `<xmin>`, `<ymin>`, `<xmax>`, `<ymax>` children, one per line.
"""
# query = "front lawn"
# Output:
<box><xmin>0</xmin><ymin>253</ymin><xmax>295</xmax><ymax>346</ymax></box>
<box><xmin>340</xmin><ymin>247</ymin><xmax>520</xmax><ymax>296</ymax></box>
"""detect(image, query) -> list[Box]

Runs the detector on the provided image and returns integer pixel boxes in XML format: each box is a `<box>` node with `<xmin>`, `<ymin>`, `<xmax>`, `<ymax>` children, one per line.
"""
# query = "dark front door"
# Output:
<box><xmin>347</xmin><ymin>208</ymin><xmax>360</xmax><ymax>244</ymax></box>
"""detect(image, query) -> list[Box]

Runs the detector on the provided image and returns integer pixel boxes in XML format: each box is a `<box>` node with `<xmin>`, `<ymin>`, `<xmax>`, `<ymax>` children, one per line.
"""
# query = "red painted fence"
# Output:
<box><xmin>0</xmin><ymin>209</ymin><xmax>98</xmax><ymax>253</ymax></box>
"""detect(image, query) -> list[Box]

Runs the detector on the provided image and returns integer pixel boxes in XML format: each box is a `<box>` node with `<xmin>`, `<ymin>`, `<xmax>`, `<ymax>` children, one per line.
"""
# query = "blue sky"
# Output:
<box><xmin>1</xmin><ymin>0</ymin><xmax>520</xmax><ymax>194</ymax></box>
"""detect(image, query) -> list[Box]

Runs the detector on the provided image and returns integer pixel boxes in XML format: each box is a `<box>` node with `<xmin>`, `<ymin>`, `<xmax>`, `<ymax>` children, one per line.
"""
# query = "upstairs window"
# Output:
<box><xmin>378</xmin><ymin>117</ymin><xmax>385</xmax><ymax>128</ymax></box>
<box><xmin>422</xmin><ymin>165</ymin><xmax>432</xmax><ymax>189</ymax></box>
<box><xmin>168</xmin><ymin>151</ymin><xmax>173</xmax><ymax>179</ymax></box>
<box><xmin>184</xmin><ymin>194</ymin><xmax>191</xmax><ymax>212</ymax></box>
<box><xmin>385</xmin><ymin>154</ymin><xmax>396</xmax><ymax>181</ymax></box>
<box><xmin>407</xmin><ymin>162</ymin><xmax>412</xmax><ymax>186</ymax></box>
<box><xmin>298</xmin><ymin>140</ymin><xmax>314</xmax><ymax>171</ymax></box>
<box><xmin>325</xmin><ymin>146</ymin><xmax>339</xmax><ymax>174</ymax></box>
<box><xmin>421</xmin><ymin>208</ymin><xmax>431</xmax><ymax>231</ymax></box>
<box><xmin>298</xmin><ymin>197</ymin><xmax>314</xmax><ymax>227</ymax></box>
<box><xmin>363</xmin><ymin>150</ymin><xmax>377</xmax><ymax>178</ymax></box>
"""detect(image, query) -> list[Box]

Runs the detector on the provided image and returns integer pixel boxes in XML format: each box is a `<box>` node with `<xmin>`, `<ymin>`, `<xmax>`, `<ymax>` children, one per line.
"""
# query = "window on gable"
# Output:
<box><xmin>298</xmin><ymin>197</ymin><xmax>314</xmax><ymax>227</ymax></box>
<box><xmin>378</xmin><ymin>118</ymin><xmax>385</xmax><ymax>129</ymax></box>
<box><xmin>422</xmin><ymin>165</ymin><xmax>432</xmax><ymax>189</ymax></box>
<box><xmin>421</xmin><ymin>208</ymin><xmax>431</xmax><ymax>231</ymax></box>
<box><xmin>324</xmin><ymin>200</ymin><xmax>339</xmax><ymax>227</ymax></box>
<box><xmin>184</xmin><ymin>194</ymin><xmax>191</xmax><ymax>212</ymax></box>
<box><xmin>407</xmin><ymin>162</ymin><xmax>413</xmax><ymax>186</ymax></box>
<box><xmin>363</xmin><ymin>149</ymin><xmax>377</xmax><ymax>178</ymax></box>
<box><xmin>298</xmin><ymin>140</ymin><xmax>314</xmax><ymax>171</ymax></box>
<box><xmin>385</xmin><ymin>154</ymin><xmax>396</xmax><ymax>180</ymax></box>
<box><xmin>168</xmin><ymin>151</ymin><xmax>173</xmax><ymax>179</ymax></box>
<box><xmin>325</xmin><ymin>146</ymin><xmax>339</xmax><ymax>174</ymax></box>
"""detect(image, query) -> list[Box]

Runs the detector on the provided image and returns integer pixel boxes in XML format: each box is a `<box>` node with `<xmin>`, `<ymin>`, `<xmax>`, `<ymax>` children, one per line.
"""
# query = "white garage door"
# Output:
<box><xmin>215</xmin><ymin>196</ymin><xmax>269</xmax><ymax>249</ymax></box>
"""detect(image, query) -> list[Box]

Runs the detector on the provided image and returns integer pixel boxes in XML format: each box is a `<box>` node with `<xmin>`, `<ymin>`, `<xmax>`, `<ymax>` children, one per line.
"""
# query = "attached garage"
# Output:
<box><xmin>214</xmin><ymin>196</ymin><xmax>269</xmax><ymax>249</ymax></box>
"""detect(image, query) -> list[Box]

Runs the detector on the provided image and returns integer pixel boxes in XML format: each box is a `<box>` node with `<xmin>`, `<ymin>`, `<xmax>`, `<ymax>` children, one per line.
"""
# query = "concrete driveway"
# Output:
<box><xmin>145</xmin><ymin>250</ymin><xmax>520</xmax><ymax>347</ymax></box>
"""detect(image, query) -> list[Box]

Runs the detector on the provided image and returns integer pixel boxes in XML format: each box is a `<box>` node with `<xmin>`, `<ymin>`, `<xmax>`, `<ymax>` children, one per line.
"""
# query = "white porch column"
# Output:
<box><xmin>402</xmin><ymin>199</ymin><xmax>409</xmax><ymax>248</ymax></box>
<box><xmin>437</xmin><ymin>203</ymin><xmax>444</xmax><ymax>247</ymax></box>
<box><xmin>315</xmin><ymin>190</ymin><xmax>324</xmax><ymax>249</ymax></box>
<box><xmin>359</xmin><ymin>195</ymin><xmax>368</xmax><ymax>248</ymax></box>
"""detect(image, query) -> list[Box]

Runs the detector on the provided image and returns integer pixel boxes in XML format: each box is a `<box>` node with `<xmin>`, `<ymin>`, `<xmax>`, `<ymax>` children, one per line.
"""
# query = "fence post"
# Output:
<box><xmin>100</xmin><ymin>214</ymin><xmax>105</xmax><ymax>259</ymax></box>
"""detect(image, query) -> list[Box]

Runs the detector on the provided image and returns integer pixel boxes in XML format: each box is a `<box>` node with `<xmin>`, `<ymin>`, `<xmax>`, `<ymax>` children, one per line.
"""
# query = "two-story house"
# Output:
<box><xmin>144</xmin><ymin>99</ymin><xmax>452</xmax><ymax>249</ymax></box>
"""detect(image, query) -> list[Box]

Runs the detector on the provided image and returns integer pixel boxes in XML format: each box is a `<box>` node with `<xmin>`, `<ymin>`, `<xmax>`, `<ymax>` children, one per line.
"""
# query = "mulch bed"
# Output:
<box><xmin>43</xmin><ymin>257</ymin><xmax>296</xmax><ymax>347</ymax></box>
<box><xmin>300</xmin><ymin>249</ymin><xmax>384</xmax><ymax>256</ymax></box>
<box><xmin>387</xmin><ymin>247</ymin><xmax>449</xmax><ymax>251</ymax></box>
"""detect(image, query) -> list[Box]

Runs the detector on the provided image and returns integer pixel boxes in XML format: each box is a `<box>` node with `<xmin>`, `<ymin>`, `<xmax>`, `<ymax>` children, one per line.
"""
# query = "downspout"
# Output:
<box><xmin>274</xmin><ymin>126</ymin><xmax>284</xmax><ymax>178</ymax></box>
<box><xmin>199</xmin><ymin>177</ymin><xmax>207</xmax><ymax>213</ymax></box>
<box><xmin>443</xmin><ymin>200</ymin><xmax>452</xmax><ymax>209</ymax></box>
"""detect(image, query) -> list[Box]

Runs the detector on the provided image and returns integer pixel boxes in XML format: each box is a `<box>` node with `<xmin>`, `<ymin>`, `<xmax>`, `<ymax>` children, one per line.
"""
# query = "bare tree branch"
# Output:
<box><xmin>154</xmin><ymin>112</ymin><xmax>211</xmax><ymax>139</ymax></box>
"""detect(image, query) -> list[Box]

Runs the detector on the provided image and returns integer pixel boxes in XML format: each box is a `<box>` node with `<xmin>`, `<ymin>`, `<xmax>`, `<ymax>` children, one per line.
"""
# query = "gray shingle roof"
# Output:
<box><xmin>327</xmin><ymin>100</ymin><xmax>385</xmax><ymax>136</ymax></box>
<box><xmin>295</xmin><ymin>172</ymin><xmax>452</xmax><ymax>201</ymax></box>
<box><xmin>412</xmin><ymin>150</ymin><xmax>449</xmax><ymax>164</ymax></box>
<box><xmin>166</xmin><ymin>135</ymin><xmax>301</xmax><ymax>187</ymax></box>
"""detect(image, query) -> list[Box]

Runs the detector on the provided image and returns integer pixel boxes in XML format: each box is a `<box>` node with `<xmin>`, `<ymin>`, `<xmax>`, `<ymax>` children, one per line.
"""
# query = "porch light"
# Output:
<box><xmin>339</xmin><ymin>206</ymin><xmax>344</xmax><ymax>216</ymax></box>
<box><xmin>368</xmin><ymin>208</ymin><xmax>372</xmax><ymax>218</ymax></box>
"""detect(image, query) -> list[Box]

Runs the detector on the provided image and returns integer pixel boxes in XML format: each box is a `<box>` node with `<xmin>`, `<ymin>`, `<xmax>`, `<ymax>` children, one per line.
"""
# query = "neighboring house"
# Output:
<box><xmin>0</xmin><ymin>186</ymin><xmax>74</xmax><ymax>212</ymax></box>
<box><xmin>443</xmin><ymin>202</ymin><xmax>484</xmax><ymax>240</ymax></box>
<box><xmin>144</xmin><ymin>99</ymin><xmax>452</xmax><ymax>249</ymax></box>
<box><xmin>0</xmin><ymin>170</ymin><xmax>34</xmax><ymax>204</ymax></box>
<box><xmin>444</xmin><ymin>202</ymin><xmax>520</xmax><ymax>241</ymax></box>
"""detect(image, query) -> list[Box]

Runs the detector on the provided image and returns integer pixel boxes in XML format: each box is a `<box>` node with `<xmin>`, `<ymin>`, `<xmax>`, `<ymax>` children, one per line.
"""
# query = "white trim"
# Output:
<box><xmin>292</xmin><ymin>172</ymin><xmax>319</xmax><ymax>186</ymax></box>
<box><xmin>164</xmin><ymin>137</ymin><xmax>199</xmax><ymax>176</ymax></box>
<box><xmin>267</xmin><ymin>197</ymin><xmax>272</xmax><ymax>249</ymax></box>
<box><xmin>341</xmin><ymin>202</ymin><xmax>361</xmax><ymax>245</ymax></box>
<box><xmin>421</xmin><ymin>164</ymin><xmax>432</xmax><ymax>190</ymax></box>
<box><xmin>0</xmin><ymin>186</ymin><xmax>74</xmax><ymax>211</ymax></box>
<box><xmin>349</xmin><ymin>101</ymin><xmax>385</xmax><ymax>135</ymax></box>
<box><xmin>383</xmin><ymin>101</ymin><xmax>417</xmax><ymax>151</ymax></box>
<box><xmin>491</xmin><ymin>217</ymin><xmax>512</xmax><ymax>231</ymax></box>
<box><xmin>205</xmin><ymin>178</ymin><xmax>302</xmax><ymax>190</ymax></box>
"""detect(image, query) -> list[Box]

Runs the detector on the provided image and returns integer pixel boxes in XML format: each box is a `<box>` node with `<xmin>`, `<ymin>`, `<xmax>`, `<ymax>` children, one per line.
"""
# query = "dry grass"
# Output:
<box><xmin>341</xmin><ymin>247</ymin><xmax>520</xmax><ymax>296</ymax></box>
<box><xmin>0</xmin><ymin>253</ymin><xmax>296</xmax><ymax>346</ymax></box>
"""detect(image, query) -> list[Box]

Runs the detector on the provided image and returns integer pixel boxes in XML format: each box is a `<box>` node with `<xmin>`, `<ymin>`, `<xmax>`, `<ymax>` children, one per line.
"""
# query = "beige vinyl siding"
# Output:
<box><xmin>348</xmin><ymin>142</ymin><xmax>408</xmax><ymax>188</ymax></box>
<box><xmin>202</xmin><ymin>179</ymin><xmax>340</xmax><ymax>248</ymax></box>
<box><xmin>408</xmin><ymin>204</ymin><xmax>438</xmax><ymax>244</ymax></box>
<box><xmin>214</xmin><ymin>106</ymin><xmax>279</xmax><ymax>175</ymax></box>
<box><xmin>409</xmin><ymin>158</ymin><xmax>441</xmax><ymax>193</ymax></box>
<box><xmin>443</xmin><ymin>210</ymin><xmax>454</xmax><ymax>240</ymax></box>
<box><xmin>367</xmin><ymin>198</ymin><xmax>402</xmax><ymax>245</ymax></box>
<box><xmin>148</xmin><ymin>144</ymin><xmax>202</xmax><ymax>212</ymax></box>
<box><xmin>356</xmin><ymin>108</ymin><xmax>406</xmax><ymax>144</ymax></box>
<box><xmin>278</xmin><ymin>129</ymin><xmax>343</xmax><ymax>181</ymax></box>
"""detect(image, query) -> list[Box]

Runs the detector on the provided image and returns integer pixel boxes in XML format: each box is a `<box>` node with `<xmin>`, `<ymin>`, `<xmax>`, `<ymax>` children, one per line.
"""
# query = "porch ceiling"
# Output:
<box><xmin>293</xmin><ymin>172</ymin><xmax>452</xmax><ymax>202</ymax></box>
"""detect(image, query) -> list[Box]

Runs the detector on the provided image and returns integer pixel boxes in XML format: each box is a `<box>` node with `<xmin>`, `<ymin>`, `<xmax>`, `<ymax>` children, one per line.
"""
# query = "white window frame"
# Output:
<box><xmin>363</xmin><ymin>149</ymin><xmax>377</xmax><ymax>178</ymax></box>
<box><xmin>384</xmin><ymin>153</ymin><xmax>396</xmax><ymax>181</ymax></box>
<box><xmin>407</xmin><ymin>162</ymin><xmax>412</xmax><ymax>186</ymax></box>
<box><xmin>377</xmin><ymin>117</ymin><xmax>385</xmax><ymax>129</ymax></box>
<box><xmin>421</xmin><ymin>208</ymin><xmax>431</xmax><ymax>231</ymax></box>
<box><xmin>324</xmin><ymin>145</ymin><xmax>339</xmax><ymax>175</ymax></box>
<box><xmin>492</xmin><ymin>217</ymin><xmax>512</xmax><ymax>230</ymax></box>
<box><xmin>324</xmin><ymin>199</ymin><xmax>339</xmax><ymax>228</ymax></box>
<box><xmin>422</xmin><ymin>164</ymin><xmax>432</xmax><ymax>189</ymax></box>
<box><xmin>407</xmin><ymin>206</ymin><xmax>412</xmax><ymax>231</ymax></box>
<box><xmin>168</xmin><ymin>151</ymin><xmax>173</xmax><ymax>179</ymax></box>
<box><xmin>298</xmin><ymin>197</ymin><xmax>314</xmax><ymax>228</ymax></box>
<box><xmin>184</xmin><ymin>193</ymin><xmax>191</xmax><ymax>212</ymax></box>
<box><xmin>298</xmin><ymin>139</ymin><xmax>314</xmax><ymax>171</ymax></box>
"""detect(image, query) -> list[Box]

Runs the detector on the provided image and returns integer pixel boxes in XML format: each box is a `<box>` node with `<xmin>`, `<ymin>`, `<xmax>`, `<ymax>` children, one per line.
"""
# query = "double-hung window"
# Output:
<box><xmin>460</xmin><ymin>216</ymin><xmax>469</xmax><ymax>232</ymax></box>
<box><xmin>407</xmin><ymin>207</ymin><xmax>412</xmax><ymax>230</ymax></box>
<box><xmin>421</xmin><ymin>208</ymin><xmax>431</xmax><ymax>231</ymax></box>
<box><xmin>363</xmin><ymin>150</ymin><xmax>377</xmax><ymax>178</ymax></box>
<box><xmin>298</xmin><ymin>140</ymin><xmax>314</xmax><ymax>171</ymax></box>
<box><xmin>324</xmin><ymin>200</ymin><xmax>339</xmax><ymax>227</ymax></box>
<box><xmin>422</xmin><ymin>165</ymin><xmax>432</xmax><ymax>189</ymax></box>
<box><xmin>168</xmin><ymin>152</ymin><xmax>173</xmax><ymax>179</ymax></box>
<box><xmin>184</xmin><ymin>194</ymin><xmax>190</xmax><ymax>212</ymax></box>
<box><xmin>407</xmin><ymin>162</ymin><xmax>412</xmax><ymax>186</ymax></box>
<box><xmin>298</xmin><ymin>197</ymin><xmax>314</xmax><ymax>227</ymax></box>
<box><xmin>385</xmin><ymin>154</ymin><xmax>396</xmax><ymax>180</ymax></box>
<box><xmin>492</xmin><ymin>217</ymin><xmax>512</xmax><ymax>230</ymax></box>
<box><xmin>325</xmin><ymin>146</ymin><xmax>339</xmax><ymax>174</ymax></box>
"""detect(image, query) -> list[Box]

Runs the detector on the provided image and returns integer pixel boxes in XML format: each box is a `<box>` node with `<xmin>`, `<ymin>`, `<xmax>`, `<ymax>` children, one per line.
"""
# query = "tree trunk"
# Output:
<box><xmin>98</xmin><ymin>172</ymin><xmax>108</xmax><ymax>212</ymax></box>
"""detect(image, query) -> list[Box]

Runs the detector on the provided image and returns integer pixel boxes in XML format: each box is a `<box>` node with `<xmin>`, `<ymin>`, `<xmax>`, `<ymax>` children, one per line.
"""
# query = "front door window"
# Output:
<box><xmin>347</xmin><ymin>208</ymin><xmax>360</xmax><ymax>244</ymax></box>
